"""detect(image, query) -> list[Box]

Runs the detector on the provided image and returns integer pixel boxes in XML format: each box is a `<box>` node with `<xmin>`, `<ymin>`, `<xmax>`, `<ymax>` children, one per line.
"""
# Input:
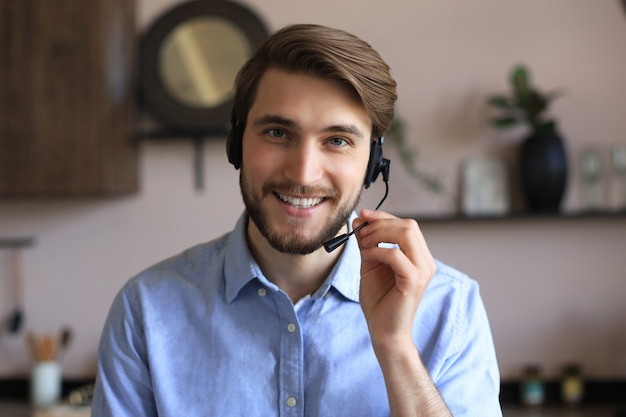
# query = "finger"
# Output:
<box><xmin>360</xmin><ymin>245</ymin><xmax>414</xmax><ymax>281</ymax></box>
<box><xmin>358</xmin><ymin>208</ymin><xmax>396</xmax><ymax>221</ymax></box>
<box><xmin>352</xmin><ymin>210</ymin><xmax>400</xmax><ymax>250</ymax></box>
<box><xmin>356</xmin><ymin>215</ymin><xmax>436</xmax><ymax>276</ymax></box>
<box><xmin>356</xmin><ymin>216</ymin><xmax>421</xmax><ymax>256</ymax></box>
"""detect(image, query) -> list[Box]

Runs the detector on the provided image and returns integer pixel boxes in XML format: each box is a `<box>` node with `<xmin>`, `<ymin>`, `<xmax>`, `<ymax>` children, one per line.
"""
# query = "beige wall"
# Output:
<box><xmin>1</xmin><ymin>0</ymin><xmax>625</xmax><ymax>380</ymax></box>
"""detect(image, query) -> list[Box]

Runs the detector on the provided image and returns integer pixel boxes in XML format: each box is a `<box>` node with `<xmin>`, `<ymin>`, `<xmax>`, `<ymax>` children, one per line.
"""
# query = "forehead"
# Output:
<box><xmin>248</xmin><ymin>69</ymin><xmax>371</xmax><ymax>134</ymax></box>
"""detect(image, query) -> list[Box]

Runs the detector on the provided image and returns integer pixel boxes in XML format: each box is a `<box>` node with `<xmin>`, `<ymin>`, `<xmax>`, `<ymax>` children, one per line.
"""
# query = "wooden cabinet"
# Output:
<box><xmin>0</xmin><ymin>0</ymin><xmax>137</xmax><ymax>196</ymax></box>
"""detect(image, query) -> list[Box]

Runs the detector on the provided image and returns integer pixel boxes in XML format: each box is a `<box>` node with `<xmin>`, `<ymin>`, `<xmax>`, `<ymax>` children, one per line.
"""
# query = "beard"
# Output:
<box><xmin>240</xmin><ymin>170</ymin><xmax>362</xmax><ymax>255</ymax></box>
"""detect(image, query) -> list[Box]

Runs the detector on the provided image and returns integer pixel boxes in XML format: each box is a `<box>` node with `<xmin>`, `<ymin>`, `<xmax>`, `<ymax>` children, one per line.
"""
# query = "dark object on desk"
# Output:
<box><xmin>8</xmin><ymin>310</ymin><xmax>23</xmax><ymax>334</ymax></box>
<box><xmin>560</xmin><ymin>363</ymin><xmax>584</xmax><ymax>405</ymax></box>
<box><xmin>520</xmin><ymin>125</ymin><xmax>568</xmax><ymax>213</ymax></box>
<box><xmin>520</xmin><ymin>364</ymin><xmax>545</xmax><ymax>406</ymax></box>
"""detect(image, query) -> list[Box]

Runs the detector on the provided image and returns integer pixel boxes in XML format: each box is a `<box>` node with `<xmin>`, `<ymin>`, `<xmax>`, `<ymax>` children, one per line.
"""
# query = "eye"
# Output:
<box><xmin>267</xmin><ymin>128</ymin><xmax>287</xmax><ymax>139</ymax></box>
<box><xmin>328</xmin><ymin>137</ymin><xmax>348</xmax><ymax>147</ymax></box>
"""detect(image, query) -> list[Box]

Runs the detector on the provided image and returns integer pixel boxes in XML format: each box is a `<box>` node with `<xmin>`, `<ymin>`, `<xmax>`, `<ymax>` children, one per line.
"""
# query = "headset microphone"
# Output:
<box><xmin>323</xmin><ymin>159</ymin><xmax>390</xmax><ymax>253</ymax></box>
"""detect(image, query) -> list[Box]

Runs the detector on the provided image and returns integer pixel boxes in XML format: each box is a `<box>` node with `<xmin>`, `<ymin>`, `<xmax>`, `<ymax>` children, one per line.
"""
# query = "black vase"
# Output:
<box><xmin>520</xmin><ymin>123</ymin><xmax>568</xmax><ymax>213</ymax></box>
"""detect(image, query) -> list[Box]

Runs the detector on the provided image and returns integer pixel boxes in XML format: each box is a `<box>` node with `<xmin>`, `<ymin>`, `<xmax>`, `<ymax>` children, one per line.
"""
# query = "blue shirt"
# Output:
<box><xmin>92</xmin><ymin>212</ymin><xmax>501</xmax><ymax>416</ymax></box>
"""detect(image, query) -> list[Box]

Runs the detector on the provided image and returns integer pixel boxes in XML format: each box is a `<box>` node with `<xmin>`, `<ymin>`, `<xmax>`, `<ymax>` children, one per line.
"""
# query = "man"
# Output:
<box><xmin>92</xmin><ymin>24</ymin><xmax>501</xmax><ymax>416</ymax></box>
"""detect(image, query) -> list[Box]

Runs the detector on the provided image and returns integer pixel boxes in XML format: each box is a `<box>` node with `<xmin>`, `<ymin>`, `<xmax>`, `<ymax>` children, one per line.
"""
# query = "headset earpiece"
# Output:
<box><xmin>364</xmin><ymin>137</ymin><xmax>389</xmax><ymax>189</ymax></box>
<box><xmin>226</xmin><ymin>122</ymin><xmax>244</xmax><ymax>169</ymax></box>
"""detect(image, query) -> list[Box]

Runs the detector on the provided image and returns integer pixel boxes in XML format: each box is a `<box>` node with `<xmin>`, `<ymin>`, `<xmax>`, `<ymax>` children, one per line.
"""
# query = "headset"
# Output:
<box><xmin>226</xmin><ymin>120</ymin><xmax>390</xmax><ymax>252</ymax></box>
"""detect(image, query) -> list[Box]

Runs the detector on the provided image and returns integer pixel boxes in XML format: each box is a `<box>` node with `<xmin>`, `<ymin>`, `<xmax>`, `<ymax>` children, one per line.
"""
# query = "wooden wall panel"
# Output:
<box><xmin>0</xmin><ymin>0</ymin><xmax>137</xmax><ymax>196</ymax></box>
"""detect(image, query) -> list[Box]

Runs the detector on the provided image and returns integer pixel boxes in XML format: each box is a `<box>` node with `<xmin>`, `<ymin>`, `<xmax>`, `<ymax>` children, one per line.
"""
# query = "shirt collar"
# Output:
<box><xmin>223</xmin><ymin>213</ymin><xmax>265</xmax><ymax>303</ymax></box>
<box><xmin>321</xmin><ymin>212</ymin><xmax>361</xmax><ymax>302</ymax></box>
<box><xmin>223</xmin><ymin>211</ymin><xmax>362</xmax><ymax>304</ymax></box>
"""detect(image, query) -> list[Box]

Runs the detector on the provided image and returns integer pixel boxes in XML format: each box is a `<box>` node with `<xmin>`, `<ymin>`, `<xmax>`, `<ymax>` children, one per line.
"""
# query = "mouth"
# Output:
<box><xmin>276</xmin><ymin>193</ymin><xmax>326</xmax><ymax>209</ymax></box>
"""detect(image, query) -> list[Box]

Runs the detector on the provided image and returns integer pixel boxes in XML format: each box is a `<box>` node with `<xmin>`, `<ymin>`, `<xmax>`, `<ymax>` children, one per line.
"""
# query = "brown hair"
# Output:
<box><xmin>231</xmin><ymin>24</ymin><xmax>397</xmax><ymax>139</ymax></box>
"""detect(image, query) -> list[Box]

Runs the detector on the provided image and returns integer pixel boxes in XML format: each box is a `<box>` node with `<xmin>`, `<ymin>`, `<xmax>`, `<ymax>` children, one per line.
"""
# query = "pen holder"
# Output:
<box><xmin>30</xmin><ymin>360</ymin><xmax>61</xmax><ymax>407</ymax></box>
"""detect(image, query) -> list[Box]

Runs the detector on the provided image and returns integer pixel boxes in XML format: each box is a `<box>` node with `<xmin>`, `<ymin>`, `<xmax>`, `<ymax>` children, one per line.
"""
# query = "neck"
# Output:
<box><xmin>246</xmin><ymin>219</ymin><xmax>345</xmax><ymax>303</ymax></box>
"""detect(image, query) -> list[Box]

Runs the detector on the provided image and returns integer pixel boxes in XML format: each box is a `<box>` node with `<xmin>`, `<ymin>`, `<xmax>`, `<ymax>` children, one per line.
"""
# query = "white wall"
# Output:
<box><xmin>1</xmin><ymin>0</ymin><xmax>625</xmax><ymax>380</ymax></box>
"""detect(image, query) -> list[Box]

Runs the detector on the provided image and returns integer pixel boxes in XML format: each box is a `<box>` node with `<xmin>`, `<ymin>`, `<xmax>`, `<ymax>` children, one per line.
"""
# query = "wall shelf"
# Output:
<box><xmin>407</xmin><ymin>210</ymin><xmax>626</xmax><ymax>224</ymax></box>
<box><xmin>0</xmin><ymin>238</ymin><xmax>35</xmax><ymax>249</ymax></box>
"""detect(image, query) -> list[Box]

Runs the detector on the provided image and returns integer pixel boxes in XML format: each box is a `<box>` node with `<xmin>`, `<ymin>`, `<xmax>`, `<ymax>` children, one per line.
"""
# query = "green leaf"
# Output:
<box><xmin>490</xmin><ymin>116</ymin><xmax>518</xmax><ymax>128</ymax></box>
<box><xmin>511</xmin><ymin>65</ymin><xmax>530</xmax><ymax>96</ymax></box>
<box><xmin>487</xmin><ymin>64</ymin><xmax>564</xmax><ymax>134</ymax></box>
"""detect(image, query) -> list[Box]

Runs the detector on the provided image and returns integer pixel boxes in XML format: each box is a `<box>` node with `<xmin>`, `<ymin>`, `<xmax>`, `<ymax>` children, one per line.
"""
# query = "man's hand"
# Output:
<box><xmin>354</xmin><ymin>209</ymin><xmax>436</xmax><ymax>348</ymax></box>
<box><xmin>354</xmin><ymin>209</ymin><xmax>451</xmax><ymax>416</ymax></box>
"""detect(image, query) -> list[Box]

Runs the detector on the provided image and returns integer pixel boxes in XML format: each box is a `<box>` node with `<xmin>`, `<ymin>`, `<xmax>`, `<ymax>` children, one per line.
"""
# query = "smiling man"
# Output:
<box><xmin>242</xmin><ymin>69</ymin><xmax>369</xmax><ymax>257</ymax></box>
<box><xmin>92</xmin><ymin>24</ymin><xmax>502</xmax><ymax>416</ymax></box>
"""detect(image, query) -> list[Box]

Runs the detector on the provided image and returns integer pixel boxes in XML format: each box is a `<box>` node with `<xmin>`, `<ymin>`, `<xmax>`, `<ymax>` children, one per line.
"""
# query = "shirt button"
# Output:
<box><xmin>258</xmin><ymin>288</ymin><xmax>267</xmax><ymax>297</ymax></box>
<box><xmin>287</xmin><ymin>323</ymin><xmax>297</xmax><ymax>333</ymax></box>
<box><xmin>286</xmin><ymin>397</ymin><xmax>297</xmax><ymax>407</ymax></box>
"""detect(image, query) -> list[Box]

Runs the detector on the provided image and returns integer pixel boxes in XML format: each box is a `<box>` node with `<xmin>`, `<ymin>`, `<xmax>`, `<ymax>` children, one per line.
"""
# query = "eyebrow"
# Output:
<box><xmin>322</xmin><ymin>124</ymin><xmax>365</xmax><ymax>139</ymax></box>
<box><xmin>251</xmin><ymin>114</ymin><xmax>366</xmax><ymax>139</ymax></box>
<box><xmin>252</xmin><ymin>114</ymin><xmax>299</xmax><ymax>129</ymax></box>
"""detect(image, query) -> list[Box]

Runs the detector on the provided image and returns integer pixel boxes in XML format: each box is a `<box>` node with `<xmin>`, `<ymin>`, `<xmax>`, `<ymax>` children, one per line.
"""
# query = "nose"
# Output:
<box><xmin>283</xmin><ymin>141</ymin><xmax>324</xmax><ymax>185</ymax></box>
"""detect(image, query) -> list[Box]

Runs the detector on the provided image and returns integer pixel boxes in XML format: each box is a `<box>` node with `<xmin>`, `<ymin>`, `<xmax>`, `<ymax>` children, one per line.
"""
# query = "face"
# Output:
<box><xmin>240</xmin><ymin>69</ymin><xmax>372</xmax><ymax>255</ymax></box>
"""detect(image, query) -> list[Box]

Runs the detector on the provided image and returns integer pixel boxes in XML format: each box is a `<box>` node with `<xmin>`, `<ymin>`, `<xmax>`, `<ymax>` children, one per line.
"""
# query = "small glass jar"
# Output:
<box><xmin>611</xmin><ymin>144</ymin><xmax>626</xmax><ymax>211</ymax></box>
<box><xmin>561</xmin><ymin>363</ymin><xmax>584</xmax><ymax>406</ymax></box>
<box><xmin>580</xmin><ymin>147</ymin><xmax>605</xmax><ymax>211</ymax></box>
<box><xmin>521</xmin><ymin>364</ymin><xmax>545</xmax><ymax>407</ymax></box>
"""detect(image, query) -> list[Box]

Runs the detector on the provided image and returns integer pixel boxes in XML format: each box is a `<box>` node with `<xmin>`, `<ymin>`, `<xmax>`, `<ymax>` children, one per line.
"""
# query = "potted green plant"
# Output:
<box><xmin>488</xmin><ymin>64</ymin><xmax>568</xmax><ymax>213</ymax></box>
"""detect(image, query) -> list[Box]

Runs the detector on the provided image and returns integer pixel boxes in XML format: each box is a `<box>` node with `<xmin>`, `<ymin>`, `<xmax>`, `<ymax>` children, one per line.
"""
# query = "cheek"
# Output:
<box><xmin>349</xmin><ymin>148</ymin><xmax>371</xmax><ymax>182</ymax></box>
<box><xmin>241</xmin><ymin>140</ymin><xmax>274</xmax><ymax>178</ymax></box>
<box><xmin>332</xmin><ymin>156</ymin><xmax>369</xmax><ymax>192</ymax></box>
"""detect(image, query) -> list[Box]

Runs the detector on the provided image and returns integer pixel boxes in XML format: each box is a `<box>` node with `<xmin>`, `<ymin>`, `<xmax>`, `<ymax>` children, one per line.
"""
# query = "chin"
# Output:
<box><xmin>263</xmin><ymin>223</ymin><xmax>328</xmax><ymax>255</ymax></box>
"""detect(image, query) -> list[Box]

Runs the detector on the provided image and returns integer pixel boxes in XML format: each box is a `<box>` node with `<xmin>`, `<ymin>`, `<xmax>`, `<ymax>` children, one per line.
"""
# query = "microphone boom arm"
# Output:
<box><xmin>323</xmin><ymin>160</ymin><xmax>390</xmax><ymax>253</ymax></box>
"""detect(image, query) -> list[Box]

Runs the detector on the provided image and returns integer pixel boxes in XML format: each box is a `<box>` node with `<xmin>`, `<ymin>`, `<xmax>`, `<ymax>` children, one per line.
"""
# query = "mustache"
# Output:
<box><xmin>262</xmin><ymin>181</ymin><xmax>339</xmax><ymax>199</ymax></box>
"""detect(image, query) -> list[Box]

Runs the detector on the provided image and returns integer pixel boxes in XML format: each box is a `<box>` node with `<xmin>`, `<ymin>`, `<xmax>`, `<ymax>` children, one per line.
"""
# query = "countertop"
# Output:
<box><xmin>0</xmin><ymin>402</ymin><xmax>90</xmax><ymax>417</ymax></box>
<box><xmin>1</xmin><ymin>401</ymin><xmax>625</xmax><ymax>417</ymax></box>
<box><xmin>501</xmin><ymin>404</ymin><xmax>626</xmax><ymax>417</ymax></box>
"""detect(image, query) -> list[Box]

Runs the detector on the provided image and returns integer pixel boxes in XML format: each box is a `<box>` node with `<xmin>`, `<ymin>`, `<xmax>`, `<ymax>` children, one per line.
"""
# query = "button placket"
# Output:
<box><xmin>275</xmin><ymin>293</ymin><xmax>304</xmax><ymax>416</ymax></box>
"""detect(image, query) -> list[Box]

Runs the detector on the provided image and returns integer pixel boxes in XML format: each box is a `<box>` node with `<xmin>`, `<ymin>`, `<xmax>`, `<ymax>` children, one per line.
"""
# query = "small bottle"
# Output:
<box><xmin>521</xmin><ymin>364</ymin><xmax>545</xmax><ymax>407</ymax></box>
<box><xmin>561</xmin><ymin>363</ymin><xmax>584</xmax><ymax>406</ymax></box>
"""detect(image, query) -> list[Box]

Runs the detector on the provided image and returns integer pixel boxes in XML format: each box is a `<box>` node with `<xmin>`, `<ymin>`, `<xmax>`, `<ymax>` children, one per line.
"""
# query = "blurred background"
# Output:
<box><xmin>0</xmin><ymin>0</ymin><xmax>625</xmax><ymax>389</ymax></box>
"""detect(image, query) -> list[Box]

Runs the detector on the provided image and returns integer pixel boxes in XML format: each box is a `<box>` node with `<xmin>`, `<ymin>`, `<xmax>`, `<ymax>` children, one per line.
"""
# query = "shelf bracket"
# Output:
<box><xmin>193</xmin><ymin>137</ymin><xmax>204</xmax><ymax>191</ymax></box>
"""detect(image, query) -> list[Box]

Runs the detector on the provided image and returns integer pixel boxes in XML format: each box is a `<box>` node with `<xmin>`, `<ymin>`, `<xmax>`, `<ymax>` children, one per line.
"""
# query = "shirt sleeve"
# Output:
<box><xmin>91</xmin><ymin>282</ymin><xmax>158</xmax><ymax>417</ymax></box>
<box><xmin>436</xmin><ymin>278</ymin><xmax>503</xmax><ymax>417</ymax></box>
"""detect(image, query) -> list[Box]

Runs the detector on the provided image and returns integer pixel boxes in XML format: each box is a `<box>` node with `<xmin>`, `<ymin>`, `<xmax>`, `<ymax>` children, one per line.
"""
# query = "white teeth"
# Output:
<box><xmin>278</xmin><ymin>193</ymin><xmax>323</xmax><ymax>208</ymax></box>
